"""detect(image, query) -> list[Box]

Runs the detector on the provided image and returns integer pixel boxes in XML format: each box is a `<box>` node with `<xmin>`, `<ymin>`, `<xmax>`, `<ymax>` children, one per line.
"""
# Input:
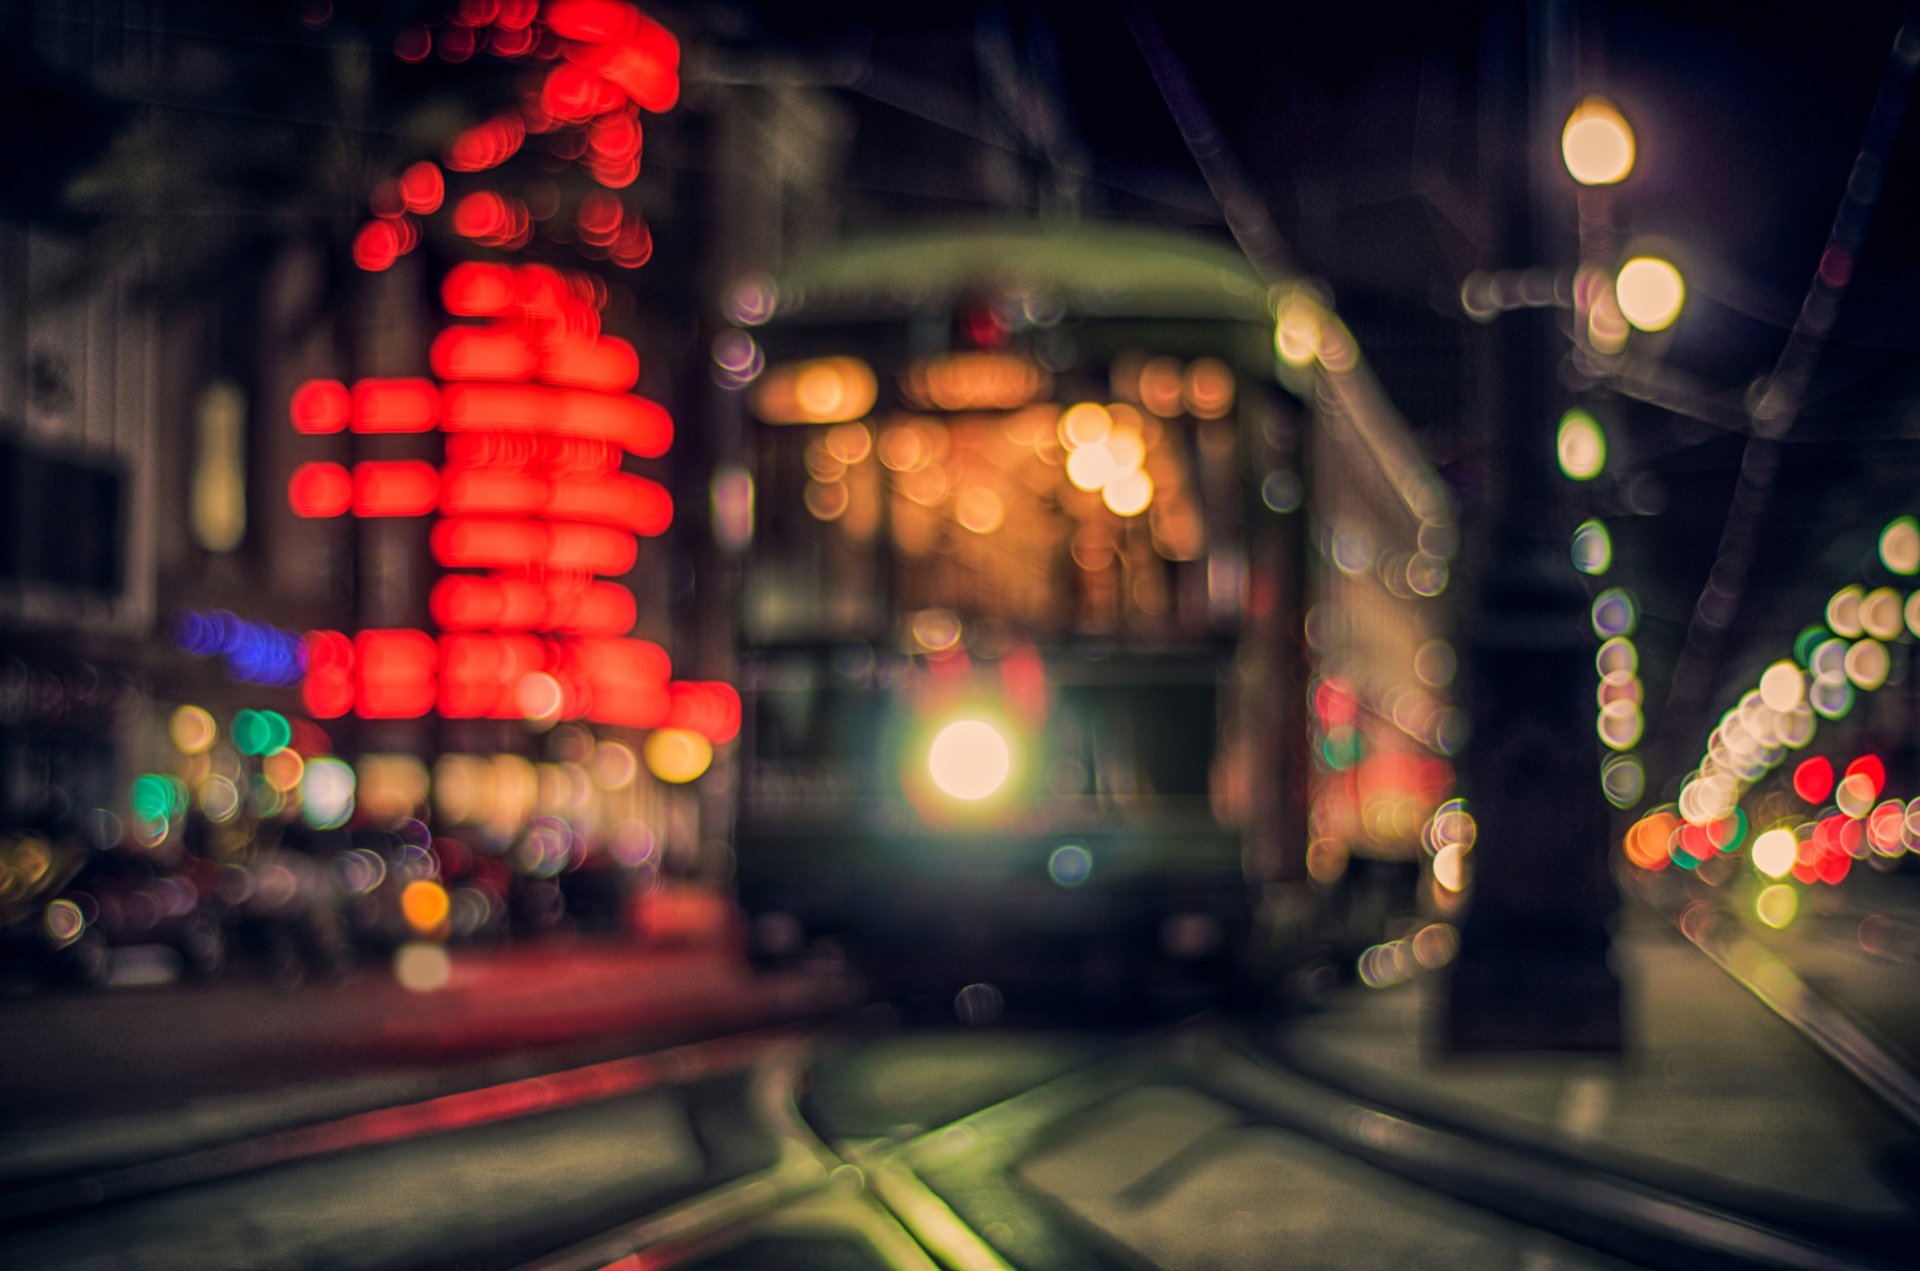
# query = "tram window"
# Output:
<box><xmin>1053</xmin><ymin>680</ymin><xmax>1215</xmax><ymax>800</ymax></box>
<box><xmin>744</xmin><ymin>393</ymin><xmax>1242</xmax><ymax>646</ymax></box>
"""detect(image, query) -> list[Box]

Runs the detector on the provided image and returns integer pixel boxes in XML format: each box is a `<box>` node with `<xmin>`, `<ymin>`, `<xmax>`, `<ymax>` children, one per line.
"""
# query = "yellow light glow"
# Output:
<box><xmin>1137</xmin><ymin>358</ymin><xmax>1185</xmax><ymax>416</ymax></box>
<box><xmin>823</xmin><ymin>422</ymin><xmax>873</xmax><ymax>465</ymax></box>
<box><xmin>1561</xmin><ymin>96</ymin><xmax>1636</xmax><ymax>185</ymax></box>
<box><xmin>401</xmin><ymin>879</ymin><xmax>450</xmax><ymax>933</ymax></box>
<box><xmin>1846</xmin><ymin>639</ymin><xmax>1889</xmax><ymax>690</ymax></box>
<box><xmin>1059</xmin><ymin>402</ymin><xmax>1113</xmax><ymax>449</ymax></box>
<box><xmin>357</xmin><ymin>753</ymin><xmax>429</xmax><ymax>823</ymax></box>
<box><xmin>1751</xmin><ymin>828</ymin><xmax>1796</xmax><ymax>879</ymax></box>
<box><xmin>1105</xmin><ymin>427</ymin><xmax>1146</xmax><ymax>478</ymax></box>
<box><xmin>1274</xmin><ymin>297</ymin><xmax>1322</xmax><ymax>368</ymax></box>
<box><xmin>1755</xmin><ymin>883</ymin><xmax>1798</xmax><ymax>930</ymax></box>
<box><xmin>1065</xmin><ymin>443</ymin><xmax>1116</xmax><ymax>491</ymax></box>
<box><xmin>1103</xmin><ymin>470</ymin><xmax>1154</xmax><ymax>517</ymax></box>
<box><xmin>1880</xmin><ymin>517</ymin><xmax>1920</xmax><ymax>575</ymax></box>
<box><xmin>261</xmin><ymin>747</ymin><xmax>305</xmax><ymax>794</ymax></box>
<box><xmin>1615</xmin><ymin>257</ymin><xmax>1684</xmax><ymax>332</ymax></box>
<box><xmin>644</xmin><ymin>728</ymin><xmax>713</xmax><ymax>784</ymax></box>
<box><xmin>1827</xmin><ymin>586</ymin><xmax>1863</xmax><ymax>637</ymax></box>
<box><xmin>393</xmin><ymin>941</ymin><xmax>452</xmax><ymax>992</ymax></box>
<box><xmin>1183</xmin><ymin>358</ymin><xmax>1236</xmax><ymax>418</ymax></box>
<box><xmin>927</xmin><ymin>718</ymin><xmax>1012</xmax><ymax>802</ymax></box>
<box><xmin>170</xmin><ymin>705</ymin><xmax>217</xmax><ymax>756</ymax></box>
<box><xmin>516</xmin><ymin>672</ymin><xmax>566</xmax><ymax>723</ymax></box>
<box><xmin>752</xmin><ymin>357</ymin><xmax>878</xmax><ymax>424</ymax></box>
<box><xmin>592</xmin><ymin>741</ymin><xmax>638</xmax><ymax>789</ymax></box>
<box><xmin>1862</xmin><ymin>588</ymin><xmax>1902</xmax><ymax>641</ymax></box>
<box><xmin>954</xmin><ymin>485</ymin><xmax>1005</xmax><ymax>534</ymax></box>
<box><xmin>1556</xmin><ymin>410</ymin><xmax>1606</xmax><ymax>480</ymax></box>
<box><xmin>1759</xmin><ymin>661</ymin><xmax>1805</xmax><ymax>712</ymax></box>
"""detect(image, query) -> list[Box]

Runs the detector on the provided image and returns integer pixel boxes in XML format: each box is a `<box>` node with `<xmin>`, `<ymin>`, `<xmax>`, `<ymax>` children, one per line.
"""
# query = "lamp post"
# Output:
<box><xmin>1441</xmin><ymin>36</ymin><xmax>1655</xmax><ymax>1054</ymax></box>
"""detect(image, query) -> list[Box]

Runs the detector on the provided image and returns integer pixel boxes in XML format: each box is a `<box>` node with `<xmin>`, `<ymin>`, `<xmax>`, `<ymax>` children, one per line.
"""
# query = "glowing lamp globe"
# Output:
<box><xmin>1615</xmin><ymin>257</ymin><xmax>1685</xmax><ymax>332</ymax></box>
<box><xmin>927</xmin><ymin>718</ymin><xmax>1013</xmax><ymax>802</ymax></box>
<box><xmin>1562</xmin><ymin>96</ymin><xmax>1635</xmax><ymax>186</ymax></box>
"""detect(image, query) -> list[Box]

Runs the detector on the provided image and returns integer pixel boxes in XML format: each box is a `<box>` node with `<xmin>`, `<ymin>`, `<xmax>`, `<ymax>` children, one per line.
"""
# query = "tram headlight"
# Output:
<box><xmin>927</xmin><ymin>718</ymin><xmax>1014</xmax><ymax>802</ymax></box>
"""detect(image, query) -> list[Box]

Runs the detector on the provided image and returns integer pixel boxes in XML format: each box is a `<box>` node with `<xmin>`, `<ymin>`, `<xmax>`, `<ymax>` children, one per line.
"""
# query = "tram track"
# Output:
<box><xmin>0</xmin><ymin>1021</ymin><xmax>809</xmax><ymax>1229</ymax></box>
<box><xmin>6</xmin><ymin>933</ymin><xmax>1913</xmax><ymax>1270</ymax></box>
<box><xmin>512</xmin><ymin>1003</ymin><xmax>1909</xmax><ymax>1271</ymax></box>
<box><xmin>1661</xmin><ymin>889</ymin><xmax>1920</xmax><ymax>1130</ymax></box>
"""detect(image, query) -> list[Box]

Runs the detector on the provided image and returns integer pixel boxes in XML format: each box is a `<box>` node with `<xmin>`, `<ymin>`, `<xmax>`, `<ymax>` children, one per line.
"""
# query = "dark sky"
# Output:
<box><xmin>717</xmin><ymin>0</ymin><xmax>1920</xmax><ymax>758</ymax></box>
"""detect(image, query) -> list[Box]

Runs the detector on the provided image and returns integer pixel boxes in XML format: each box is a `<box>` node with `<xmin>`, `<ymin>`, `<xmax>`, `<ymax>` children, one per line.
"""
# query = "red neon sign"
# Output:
<box><xmin>284</xmin><ymin>2</ymin><xmax>731</xmax><ymax>742</ymax></box>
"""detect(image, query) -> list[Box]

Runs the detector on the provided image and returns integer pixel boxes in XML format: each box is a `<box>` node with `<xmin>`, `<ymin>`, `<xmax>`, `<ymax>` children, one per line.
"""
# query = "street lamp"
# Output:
<box><xmin>1615</xmin><ymin>255</ymin><xmax>1686</xmax><ymax>332</ymax></box>
<box><xmin>1561</xmin><ymin>96</ymin><xmax>1636</xmax><ymax>186</ymax></box>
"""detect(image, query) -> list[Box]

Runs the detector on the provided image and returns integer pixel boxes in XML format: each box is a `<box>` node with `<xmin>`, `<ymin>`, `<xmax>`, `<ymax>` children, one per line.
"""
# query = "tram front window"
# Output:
<box><xmin>741</xmin><ymin>384</ymin><xmax>1244</xmax><ymax>650</ymax></box>
<box><xmin>735</xmin><ymin>352</ymin><xmax>1258</xmax><ymax>845</ymax></box>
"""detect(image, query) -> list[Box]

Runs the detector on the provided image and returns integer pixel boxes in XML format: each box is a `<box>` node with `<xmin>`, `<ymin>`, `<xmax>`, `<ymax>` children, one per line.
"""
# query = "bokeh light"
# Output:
<box><xmin>1571</xmin><ymin>519</ymin><xmax>1612</xmax><ymax>574</ymax></box>
<box><xmin>394</xmin><ymin>942</ymin><xmax>452</xmax><ymax>992</ymax></box>
<box><xmin>1592</xmin><ymin>588</ymin><xmax>1636</xmax><ymax>637</ymax></box>
<box><xmin>1755</xmin><ymin>884</ymin><xmax>1799</xmax><ymax>929</ymax></box>
<box><xmin>927</xmin><ymin>718</ymin><xmax>1013</xmax><ymax>802</ymax></box>
<box><xmin>301</xmin><ymin>757</ymin><xmax>356</xmax><ymax>829</ymax></box>
<box><xmin>1751</xmin><ymin>828</ymin><xmax>1796</xmax><ymax>879</ymax></box>
<box><xmin>1556</xmin><ymin>409</ymin><xmax>1606</xmax><ymax>480</ymax></box>
<box><xmin>1792</xmin><ymin>756</ymin><xmax>1834</xmax><ymax>804</ymax></box>
<box><xmin>1880</xmin><ymin>516</ymin><xmax>1920</xmax><ymax>574</ymax></box>
<box><xmin>1047</xmin><ymin>843</ymin><xmax>1093</xmax><ymax>888</ymax></box>
<box><xmin>644</xmin><ymin>728</ymin><xmax>714</xmax><ymax>784</ymax></box>
<box><xmin>402</xmin><ymin>879</ymin><xmax>451</xmax><ymax>933</ymax></box>
<box><xmin>1615</xmin><ymin>257</ymin><xmax>1685</xmax><ymax>332</ymax></box>
<box><xmin>1561</xmin><ymin>95</ymin><xmax>1635</xmax><ymax>185</ymax></box>
<box><xmin>1758</xmin><ymin>661</ymin><xmax>1805</xmax><ymax>712</ymax></box>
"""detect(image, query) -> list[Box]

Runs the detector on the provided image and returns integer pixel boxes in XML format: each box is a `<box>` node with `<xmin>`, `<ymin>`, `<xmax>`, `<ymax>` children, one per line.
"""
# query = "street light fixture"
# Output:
<box><xmin>1561</xmin><ymin>96</ymin><xmax>1636</xmax><ymax>186</ymax></box>
<box><xmin>1615</xmin><ymin>255</ymin><xmax>1686</xmax><ymax>332</ymax></box>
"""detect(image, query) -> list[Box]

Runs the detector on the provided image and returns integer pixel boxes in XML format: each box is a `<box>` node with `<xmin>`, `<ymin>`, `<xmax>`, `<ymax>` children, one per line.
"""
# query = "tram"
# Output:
<box><xmin>723</xmin><ymin>221</ymin><xmax>1456</xmax><ymax>1006</ymax></box>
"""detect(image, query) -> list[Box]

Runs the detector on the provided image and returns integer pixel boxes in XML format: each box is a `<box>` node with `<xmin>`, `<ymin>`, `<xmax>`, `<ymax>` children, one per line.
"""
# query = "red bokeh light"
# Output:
<box><xmin>665</xmin><ymin>681</ymin><xmax>742</xmax><ymax>743</ymax></box>
<box><xmin>611</xmin><ymin>218</ymin><xmax>653</xmax><ymax>267</ymax></box>
<box><xmin>352</xmin><ymin>219</ymin><xmax>402</xmax><ymax>272</ymax></box>
<box><xmin>352</xmin><ymin>378</ymin><xmax>440</xmax><ymax>433</ymax></box>
<box><xmin>353</xmin><ymin>461</ymin><xmax>441</xmax><ymax>518</ymax></box>
<box><xmin>443</xmin><ymin>262</ymin><xmax>518</xmax><ymax>316</ymax></box>
<box><xmin>1844</xmin><ymin>754</ymin><xmax>1886</xmax><ymax>799</ymax></box>
<box><xmin>562</xmin><ymin>20</ymin><xmax>682</xmax><ymax>114</ymax></box>
<box><xmin>589</xmin><ymin>113</ymin><xmax>641</xmax><ymax>163</ymax></box>
<box><xmin>432</xmin><ymin>326</ymin><xmax>541</xmax><ymax>381</ymax></box>
<box><xmin>453</xmin><ymin>191</ymin><xmax>507</xmax><ymax>239</ymax></box>
<box><xmin>541</xmin><ymin>335</ymin><xmax>639</xmax><ymax>392</ymax></box>
<box><xmin>303</xmin><ymin>630</ymin><xmax>356</xmax><ymax>719</ymax></box>
<box><xmin>1792</xmin><ymin>756</ymin><xmax>1834</xmax><ymax>804</ymax></box>
<box><xmin>291</xmin><ymin>379</ymin><xmax>351</xmax><ymax>434</ymax></box>
<box><xmin>542</xmin><ymin>63</ymin><xmax>625</xmax><ymax>123</ymax></box>
<box><xmin>440</xmin><ymin>382</ymin><xmax>672</xmax><ymax>457</ymax></box>
<box><xmin>496</xmin><ymin>0</ymin><xmax>537</xmax><ymax>28</ymax></box>
<box><xmin>289</xmin><ymin>462</ymin><xmax>353</xmax><ymax>517</ymax></box>
<box><xmin>394</xmin><ymin>24</ymin><xmax>431</xmax><ymax>62</ymax></box>
<box><xmin>399</xmin><ymin>161</ymin><xmax>445</xmax><ymax>214</ymax></box>
<box><xmin>447</xmin><ymin>116</ymin><xmax>525</xmax><ymax>173</ymax></box>
<box><xmin>357</xmin><ymin>629</ymin><xmax>438</xmax><ymax>719</ymax></box>
<box><xmin>283</xmin><ymin>11</ymin><xmax>724</xmax><ymax>730</ymax></box>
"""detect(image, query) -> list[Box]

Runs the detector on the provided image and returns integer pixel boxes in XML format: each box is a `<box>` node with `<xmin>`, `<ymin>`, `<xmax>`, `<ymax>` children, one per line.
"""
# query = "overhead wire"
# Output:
<box><xmin>1655</xmin><ymin>15</ymin><xmax>1920</xmax><ymax>767</ymax></box>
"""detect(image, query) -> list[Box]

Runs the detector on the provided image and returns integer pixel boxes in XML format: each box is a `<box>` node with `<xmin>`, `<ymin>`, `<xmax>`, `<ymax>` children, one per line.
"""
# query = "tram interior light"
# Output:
<box><xmin>752</xmin><ymin>358</ymin><xmax>878</xmax><ymax>424</ymax></box>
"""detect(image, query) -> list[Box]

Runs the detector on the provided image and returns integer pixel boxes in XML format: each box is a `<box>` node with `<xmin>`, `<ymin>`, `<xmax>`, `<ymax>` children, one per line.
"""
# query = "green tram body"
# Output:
<box><xmin>728</xmin><ymin>221</ymin><xmax>1454</xmax><ymax>1004</ymax></box>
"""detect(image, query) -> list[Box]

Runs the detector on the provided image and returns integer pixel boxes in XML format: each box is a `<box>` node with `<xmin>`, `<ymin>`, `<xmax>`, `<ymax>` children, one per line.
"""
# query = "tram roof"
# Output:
<box><xmin>769</xmin><ymin>220</ymin><xmax>1275</xmax><ymax>324</ymax></box>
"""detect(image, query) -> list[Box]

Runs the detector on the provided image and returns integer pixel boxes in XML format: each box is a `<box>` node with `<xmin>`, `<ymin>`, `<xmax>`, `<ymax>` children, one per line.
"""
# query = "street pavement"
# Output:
<box><xmin>0</xmin><ymin>886</ymin><xmax>1915</xmax><ymax>1268</ymax></box>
